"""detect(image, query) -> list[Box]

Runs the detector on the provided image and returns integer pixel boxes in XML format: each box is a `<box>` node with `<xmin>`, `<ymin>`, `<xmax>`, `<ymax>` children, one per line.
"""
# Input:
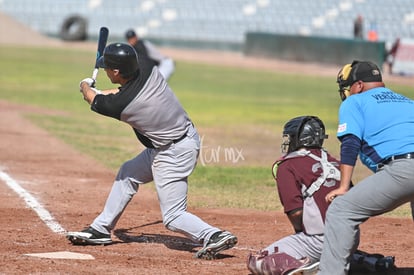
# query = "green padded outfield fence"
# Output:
<box><xmin>244</xmin><ymin>32</ymin><xmax>386</xmax><ymax>68</ymax></box>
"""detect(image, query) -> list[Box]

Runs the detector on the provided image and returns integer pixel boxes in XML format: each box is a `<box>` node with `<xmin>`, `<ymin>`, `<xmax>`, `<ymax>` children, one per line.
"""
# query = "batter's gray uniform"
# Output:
<box><xmin>89</xmin><ymin>55</ymin><xmax>220</xmax><ymax>245</ymax></box>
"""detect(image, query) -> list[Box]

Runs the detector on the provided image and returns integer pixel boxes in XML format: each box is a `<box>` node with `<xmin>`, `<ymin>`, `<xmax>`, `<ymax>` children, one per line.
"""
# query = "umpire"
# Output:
<box><xmin>318</xmin><ymin>60</ymin><xmax>414</xmax><ymax>274</ymax></box>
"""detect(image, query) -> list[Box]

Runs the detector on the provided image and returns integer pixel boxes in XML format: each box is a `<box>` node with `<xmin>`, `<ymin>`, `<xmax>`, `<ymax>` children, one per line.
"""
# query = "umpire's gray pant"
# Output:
<box><xmin>318</xmin><ymin>159</ymin><xmax>414</xmax><ymax>275</ymax></box>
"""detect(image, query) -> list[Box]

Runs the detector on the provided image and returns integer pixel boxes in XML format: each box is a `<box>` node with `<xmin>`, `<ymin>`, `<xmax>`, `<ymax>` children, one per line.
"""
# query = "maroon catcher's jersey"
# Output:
<box><xmin>275</xmin><ymin>148</ymin><xmax>340</xmax><ymax>223</ymax></box>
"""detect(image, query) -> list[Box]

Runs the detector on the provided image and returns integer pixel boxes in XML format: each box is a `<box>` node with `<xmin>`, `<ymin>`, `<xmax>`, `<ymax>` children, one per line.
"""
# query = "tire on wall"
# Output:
<box><xmin>60</xmin><ymin>15</ymin><xmax>88</xmax><ymax>41</ymax></box>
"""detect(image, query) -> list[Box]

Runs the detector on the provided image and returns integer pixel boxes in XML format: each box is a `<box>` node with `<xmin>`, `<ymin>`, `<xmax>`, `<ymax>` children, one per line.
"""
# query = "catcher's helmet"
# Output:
<box><xmin>281</xmin><ymin>116</ymin><xmax>328</xmax><ymax>153</ymax></box>
<box><xmin>97</xmin><ymin>43</ymin><xmax>139</xmax><ymax>78</ymax></box>
<box><xmin>337</xmin><ymin>60</ymin><xmax>382</xmax><ymax>101</ymax></box>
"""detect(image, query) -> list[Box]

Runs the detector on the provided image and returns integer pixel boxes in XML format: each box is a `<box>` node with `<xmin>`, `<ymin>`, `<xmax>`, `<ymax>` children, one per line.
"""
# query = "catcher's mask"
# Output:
<box><xmin>336</xmin><ymin>60</ymin><xmax>382</xmax><ymax>101</ymax></box>
<box><xmin>281</xmin><ymin>116</ymin><xmax>328</xmax><ymax>154</ymax></box>
<box><xmin>337</xmin><ymin>63</ymin><xmax>353</xmax><ymax>101</ymax></box>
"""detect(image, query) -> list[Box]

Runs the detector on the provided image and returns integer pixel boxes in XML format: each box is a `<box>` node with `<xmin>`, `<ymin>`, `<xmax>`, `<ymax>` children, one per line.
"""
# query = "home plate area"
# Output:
<box><xmin>24</xmin><ymin>251</ymin><xmax>95</xmax><ymax>260</ymax></box>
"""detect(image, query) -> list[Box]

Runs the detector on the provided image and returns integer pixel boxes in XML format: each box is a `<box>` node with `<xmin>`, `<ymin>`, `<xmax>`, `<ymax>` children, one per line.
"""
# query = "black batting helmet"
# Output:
<box><xmin>97</xmin><ymin>42</ymin><xmax>139</xmax><ymax>78</ymax></box>
<box><xmin>281</xmin><ymin>116</ymin><xmax>328</xmax><ymax>153</ymax></box>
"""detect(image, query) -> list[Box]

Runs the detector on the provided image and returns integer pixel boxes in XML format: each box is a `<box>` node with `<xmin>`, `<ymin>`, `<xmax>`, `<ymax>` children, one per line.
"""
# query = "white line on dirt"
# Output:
<box><xmin>24</xmin><ymin>251</ymin><xmax>95</xmax><ymax>260</ymax></box>
<box><xmin>0</xmin><ymin>170</ymin><xmax>262</xmax><ymax>254</ymax></box>
<box><xmin>0</xmin><ymin>170</ymin><xmax>66</xmax><ymax>234</ymax></box>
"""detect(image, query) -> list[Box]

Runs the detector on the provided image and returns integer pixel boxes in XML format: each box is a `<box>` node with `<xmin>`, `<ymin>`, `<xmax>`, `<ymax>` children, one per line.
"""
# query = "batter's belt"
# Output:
<box><xmin>172</xmin><ymin>131</ymin><xmax>188</xmax><ymax>144</ymax></box>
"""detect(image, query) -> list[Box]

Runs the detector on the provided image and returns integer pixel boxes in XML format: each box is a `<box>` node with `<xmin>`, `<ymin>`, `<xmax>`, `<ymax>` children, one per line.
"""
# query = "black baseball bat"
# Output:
<box><xmin>92</xmin><ymin>27</ymin><xmax>109</xmax><ymax>81</ymax></box>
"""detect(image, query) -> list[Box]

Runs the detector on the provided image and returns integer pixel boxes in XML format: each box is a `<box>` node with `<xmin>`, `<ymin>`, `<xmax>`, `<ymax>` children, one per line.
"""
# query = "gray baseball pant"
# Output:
<box><xmin>264</xmin><ymin>232</ymin><xmax>324</xmax><ymax>262</ymax></box>
<box><xmin>91</xmin><ymin>126</ymin><xmax>220</xmax><ymax>245</ymax></box>
<box><xmin>318</xmin><ymin>159</ymin><xmax>414</xmax><ymax>275</ymax></box>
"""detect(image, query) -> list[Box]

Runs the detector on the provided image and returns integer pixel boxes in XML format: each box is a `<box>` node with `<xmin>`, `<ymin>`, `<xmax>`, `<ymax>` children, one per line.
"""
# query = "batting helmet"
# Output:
<box><xmin>281</xmin><ymin>116</ymin><xmax>328</xmax><ymax>154</ymax></box>
<box><xmin>337</xmin><ymin>60</ymin><xmax>382</xmax><ymax>101</ymax></box>
<box><xmin>97</xmin><ymin>42</ymin><xmax>139</xmax><ymax>78</ymax></box>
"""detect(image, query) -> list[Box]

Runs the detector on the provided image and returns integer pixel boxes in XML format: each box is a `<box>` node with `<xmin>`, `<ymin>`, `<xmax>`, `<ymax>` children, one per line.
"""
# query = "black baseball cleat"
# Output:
<box><xmin>375</xmin><ymin>256</ymin><xmax>396</xmax><ymax>272</ymax></box>
<box><xmin>194</xmin><ymin>231</ymin><xmax>238</xmax><ymax>260</ymax></box>
<box><xmin>66</xmin><ymin>226</ymin><xmax>112</xmax><ymax>245</ymax></box>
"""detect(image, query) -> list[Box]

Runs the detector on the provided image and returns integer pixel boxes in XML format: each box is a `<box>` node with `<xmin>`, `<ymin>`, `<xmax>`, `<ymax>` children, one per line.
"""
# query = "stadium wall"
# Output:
<box><xmin>142</xmin><ymin>37</ymin><xmax>243</xmax><ymax>52</ymax></box>
<box><xmin>244</xmin><ymin>32</ymin><xmax>386</xmax><ymax>67</ymax></box>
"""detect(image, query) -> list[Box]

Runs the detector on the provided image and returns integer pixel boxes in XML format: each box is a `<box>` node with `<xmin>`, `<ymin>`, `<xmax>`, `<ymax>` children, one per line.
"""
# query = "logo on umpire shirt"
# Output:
<box><xmin>337</xmin><ymin>123</ymin><xmax>347</xmax><ymax>133</ymax></box>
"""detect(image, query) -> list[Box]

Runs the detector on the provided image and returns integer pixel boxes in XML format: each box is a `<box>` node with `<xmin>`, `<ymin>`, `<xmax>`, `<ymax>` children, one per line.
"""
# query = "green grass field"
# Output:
<box><xmin>0</xmin><ymin>45</ymin><xmax>412</xmax><ymax>216</ymax></box>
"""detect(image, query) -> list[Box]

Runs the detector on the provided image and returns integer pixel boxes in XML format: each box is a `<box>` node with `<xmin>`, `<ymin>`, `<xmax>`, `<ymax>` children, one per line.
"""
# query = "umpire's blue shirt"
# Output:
<box><xmin>337</xmin><ymin>87</ymin><xmax>414</xmax><ymax>172</ymax></box>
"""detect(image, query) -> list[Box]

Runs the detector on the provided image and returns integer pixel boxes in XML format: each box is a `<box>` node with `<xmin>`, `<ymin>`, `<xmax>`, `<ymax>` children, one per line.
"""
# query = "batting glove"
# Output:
<box><xmin>79</xmin><ymin>77</ymin><xmax>96</xmax><ymax>89</ymax></box>
<box><xmin>90</xmin><ymin>87</ymin><xmax>102</xmax><ymax>95</ymax></box>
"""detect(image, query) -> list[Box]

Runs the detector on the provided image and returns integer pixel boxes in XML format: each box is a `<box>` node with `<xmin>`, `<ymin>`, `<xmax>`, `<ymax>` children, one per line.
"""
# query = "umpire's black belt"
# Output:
<box><xmin>377</xmin><ymin>152</ymin><xmax>414</xmax><ymax>169</ymax></box>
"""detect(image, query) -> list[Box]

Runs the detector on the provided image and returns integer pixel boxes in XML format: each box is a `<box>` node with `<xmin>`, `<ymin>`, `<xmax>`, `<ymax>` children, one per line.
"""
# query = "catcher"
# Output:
<box><xmin>247</xmin><ymin>116</ymin><xmax>395</xmax><ymax>275</ymax></box>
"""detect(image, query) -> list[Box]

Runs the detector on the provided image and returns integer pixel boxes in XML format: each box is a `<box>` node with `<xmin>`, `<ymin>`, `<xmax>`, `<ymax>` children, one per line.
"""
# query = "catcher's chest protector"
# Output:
<box><xmin>273</xmin><ymin>149</ymin><xmax>340</xmax><ymax>235</ymax></box>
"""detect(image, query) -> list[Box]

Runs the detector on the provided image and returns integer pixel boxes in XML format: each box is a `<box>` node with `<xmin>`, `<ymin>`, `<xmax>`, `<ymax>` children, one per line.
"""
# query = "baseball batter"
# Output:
<box><xmin>318</xmin><ymin>60</ymin><xmax>414</xmax><ymax>274</ymax></box>
<box><xmin>66</xmin><ymin>42</ymin><xmax>237</xmax><ymax>260</ymax></box>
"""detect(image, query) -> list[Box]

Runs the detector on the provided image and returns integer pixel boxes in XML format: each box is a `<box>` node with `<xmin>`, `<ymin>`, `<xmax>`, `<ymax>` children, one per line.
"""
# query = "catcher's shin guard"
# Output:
<box><xmin>247</xmin><ymin>250</ymin><xmax>269</xmax><ymax>274</ymax></box>
<box><xmin>247</xmin><ymin>250</ymin><xmax>315</xmax><ymax>275</ymax></box>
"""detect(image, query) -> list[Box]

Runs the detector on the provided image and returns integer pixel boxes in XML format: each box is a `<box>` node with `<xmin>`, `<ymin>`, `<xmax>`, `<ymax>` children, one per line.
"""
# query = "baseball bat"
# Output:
<box><xmin>91</xmin><ymin>27</ymin><xmax>109</xmax><ymax>81</ymax></box>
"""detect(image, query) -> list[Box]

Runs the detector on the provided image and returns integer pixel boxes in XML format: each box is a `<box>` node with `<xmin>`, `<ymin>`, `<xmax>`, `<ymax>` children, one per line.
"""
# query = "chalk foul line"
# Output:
<box><xmin>0</xmin><ymin>170</ymin><xmax>66</xmax><ymax>234</ymax></box>
<box><xmin>0</xmin><ymin>170</ymin><xmax>262</xmax><ymax>252</ymax></box>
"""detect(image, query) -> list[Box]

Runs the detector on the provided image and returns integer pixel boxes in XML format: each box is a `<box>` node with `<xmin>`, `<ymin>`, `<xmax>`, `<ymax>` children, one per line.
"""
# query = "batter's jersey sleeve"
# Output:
<box><xmin>91</xmin><ymin>57</ymin><xmax>191</xmax><ymax>148</ymax></box>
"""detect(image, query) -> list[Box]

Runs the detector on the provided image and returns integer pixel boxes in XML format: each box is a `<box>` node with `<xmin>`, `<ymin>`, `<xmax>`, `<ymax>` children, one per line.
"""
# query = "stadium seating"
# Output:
<box><xmin>0</xmin><ymin>0</ymin><xmax>412</xmax><ymax>47</ymax></box>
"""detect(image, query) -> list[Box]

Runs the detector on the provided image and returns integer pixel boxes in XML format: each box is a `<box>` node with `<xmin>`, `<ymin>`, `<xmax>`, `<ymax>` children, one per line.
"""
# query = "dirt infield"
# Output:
<box><xmin>0</xmin><ymin>101</ymin><xmax>413</xmax><ymax>274</ymax></box>
<box><xmin>1</xmin><ymin>12</ymin><xmax>413</xmax><ymax>274</ymax></box>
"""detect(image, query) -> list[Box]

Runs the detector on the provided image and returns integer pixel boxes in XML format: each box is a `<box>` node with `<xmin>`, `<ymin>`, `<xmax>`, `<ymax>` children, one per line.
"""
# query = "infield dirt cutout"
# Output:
<box><xmin>0</xmin><ymin>11</ymin><xmax>413</xmax><ymax>274</ymax></box>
